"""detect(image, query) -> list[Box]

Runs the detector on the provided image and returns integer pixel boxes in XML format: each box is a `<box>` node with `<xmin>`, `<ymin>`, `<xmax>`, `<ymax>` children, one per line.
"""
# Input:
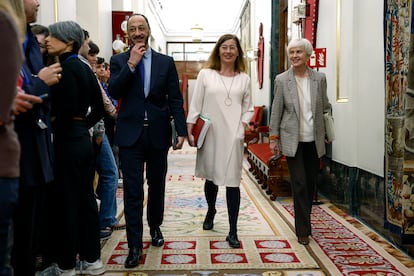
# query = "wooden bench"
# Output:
<box><xmin>247</xmin><ymin>143</ymin><xmax>291</xmax><ymax>200</ymax></box>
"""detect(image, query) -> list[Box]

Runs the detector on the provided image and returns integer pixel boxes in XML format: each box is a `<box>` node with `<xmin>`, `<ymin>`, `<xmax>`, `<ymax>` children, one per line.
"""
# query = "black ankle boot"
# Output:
<box><xmin>202</xmin><ymin>210</ymin><xmax>216</xmax><ymax>230</ymax></box>
<box><xmin>226</xmin><ymin>232</ymin><xmax>240</xmax><ymax>248</ymax></box>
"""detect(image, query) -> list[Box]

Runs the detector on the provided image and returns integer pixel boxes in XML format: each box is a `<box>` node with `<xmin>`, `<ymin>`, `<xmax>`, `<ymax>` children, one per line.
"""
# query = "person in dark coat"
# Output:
<box><xmin>10</xmin><ymin>0</ymin><xmax>63</xmax><ymax>274</ymax></box>
<box><xmin>38</xmin><ymin>21</ymin><xmax>105</xmax><ymax>275</ymax></box>
<box><xmin>0</xmin><ymin>1</ymin><xmax>24</xmax><ymax>275</ymax></box>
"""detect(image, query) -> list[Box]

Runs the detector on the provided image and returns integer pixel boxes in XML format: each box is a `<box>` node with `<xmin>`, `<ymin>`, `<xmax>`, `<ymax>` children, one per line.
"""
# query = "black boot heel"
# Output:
<box><xmin>226</xmin><ymin>233</ymin><xmax>240</xmax><ymax>248</ymax></box>
<box><xmin>202</xmin><ymin>210</ymin><xmax>216</xmax><ymax>230</ymax></box>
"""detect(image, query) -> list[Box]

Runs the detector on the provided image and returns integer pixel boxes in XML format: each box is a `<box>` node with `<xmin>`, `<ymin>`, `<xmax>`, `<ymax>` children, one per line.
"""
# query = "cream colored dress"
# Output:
<box><xmin>187</xmin><ymin>68</ymin><xmax>254</xmax><ymax>187</ymax></box>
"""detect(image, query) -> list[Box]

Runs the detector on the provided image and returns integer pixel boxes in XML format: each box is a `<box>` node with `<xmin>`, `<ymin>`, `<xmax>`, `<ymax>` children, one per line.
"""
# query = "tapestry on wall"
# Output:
<box><xmin>384</xmin><ymin>0</ymin><xmax>414</xmax><ymax>241</ymax></box>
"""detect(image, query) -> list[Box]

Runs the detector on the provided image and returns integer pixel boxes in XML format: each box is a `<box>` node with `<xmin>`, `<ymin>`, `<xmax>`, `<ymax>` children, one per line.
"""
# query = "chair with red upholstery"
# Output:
<box><xmin>245</xmin><ymin>105</ymin><xmax>265</xmax><ymax>144</ymax></box>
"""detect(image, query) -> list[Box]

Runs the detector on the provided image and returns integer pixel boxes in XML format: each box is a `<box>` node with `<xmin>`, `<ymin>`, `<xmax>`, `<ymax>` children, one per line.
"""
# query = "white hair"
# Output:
<box><xmin>287</xmin><ymin>38</ymin><xmax>313</xmax><ymax>56</ymax></box>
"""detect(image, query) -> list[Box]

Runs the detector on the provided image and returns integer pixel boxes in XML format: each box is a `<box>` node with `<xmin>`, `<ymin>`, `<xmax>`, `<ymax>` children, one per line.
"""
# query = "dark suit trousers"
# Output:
<box><xmin>119</xmin><ymin>126</ymin><xmax>168</xmax><ymax>249</ymax></box>
<box><xmin>286</xmin><ymin>142</ymin><xmax>319</xmax><ymax>237</ymax></box>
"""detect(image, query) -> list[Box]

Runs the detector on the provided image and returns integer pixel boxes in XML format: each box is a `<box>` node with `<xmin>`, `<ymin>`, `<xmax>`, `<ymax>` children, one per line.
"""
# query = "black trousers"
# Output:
<box><xmin>11</xmin><ymin>184</ymin><xmax>46</xmax><ymax>276</ymax></box>
<box><xmin>120</xmin><ymin>127</ymin><xmax>169</xmax><ymax>249</ymax></box>
<box><xmin>43</xmin><ymin>122</ymin><xmax>100</xmax><ymax>269</ymax></box>
<box><xmin>0</xmin><ymin>178</ymin><xmax>18</xmax><ymax>276</ymax></box>
<box><xmin>286</xmin><ymin>142</ymin><xmax>319</xmax><ymax>238</ymax></box>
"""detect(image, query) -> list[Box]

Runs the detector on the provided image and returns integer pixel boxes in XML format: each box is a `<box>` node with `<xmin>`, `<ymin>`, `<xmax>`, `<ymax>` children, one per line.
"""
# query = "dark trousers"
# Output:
<box><xmin>43</xmin><ymin>122</ymin><xmax>100</xmax><ymax>269</ymax></box>
<box><xmin>286</xmin><ymin>142</ymin><xmax>319</xmax><ymax>237</ymax></box>
<box><xmin>11</xmin><ymin>184</ymin><xmax>47</xmax><ymax>276</ymax></box>
<box><xmin>120</xmin><ymin>127</ymin><xmax>168</xmax><ymax>249</ymax></box>
<box><xmin>0</xmin><ymin>178</ymin><xmax>18</xmax><ymax>276</ymax></box>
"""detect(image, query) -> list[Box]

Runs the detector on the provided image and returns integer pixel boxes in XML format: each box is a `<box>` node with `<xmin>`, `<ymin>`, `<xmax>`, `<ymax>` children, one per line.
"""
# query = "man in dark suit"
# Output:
<box><xmin>109</xmin><ymin>13</ymin><xmax>187</xmax><ymax>269</ymax></box>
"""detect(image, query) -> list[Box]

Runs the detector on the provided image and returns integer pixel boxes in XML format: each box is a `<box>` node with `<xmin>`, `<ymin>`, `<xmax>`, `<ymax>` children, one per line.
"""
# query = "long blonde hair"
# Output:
<box><xmin>0</xmin><ymin>0</ymin><xmax>26</xmax><ymax>42</ymax></box>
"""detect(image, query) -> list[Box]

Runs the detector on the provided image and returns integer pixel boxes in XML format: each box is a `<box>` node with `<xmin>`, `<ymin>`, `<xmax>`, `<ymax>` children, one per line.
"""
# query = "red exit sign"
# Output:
<box><xmin>308</xmin><ymin>48</ymin><xmax>326</xmax><ymax>68</ymax></box>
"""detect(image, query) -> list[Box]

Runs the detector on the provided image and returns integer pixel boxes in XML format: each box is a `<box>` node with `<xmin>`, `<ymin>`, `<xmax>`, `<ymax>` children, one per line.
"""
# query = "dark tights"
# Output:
<box><xmin>204</xmin><ymin>180</ymin><xmax>240</xmax><ymax>234</ymax></box>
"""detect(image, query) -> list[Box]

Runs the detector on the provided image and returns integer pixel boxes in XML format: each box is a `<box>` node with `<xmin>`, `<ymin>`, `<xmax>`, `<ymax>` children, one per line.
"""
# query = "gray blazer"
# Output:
<box><xmin>269</xmin><ymin>67</ymin><xmax>331</xmax><ymax>158</ymax></box>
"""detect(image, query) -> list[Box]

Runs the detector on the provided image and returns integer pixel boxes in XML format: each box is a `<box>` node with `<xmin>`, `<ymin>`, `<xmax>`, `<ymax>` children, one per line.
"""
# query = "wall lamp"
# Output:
<box><xmin>112</xmin><ymin>15</ymin><xmax>129</xmax><ymax>53</ymax></box>
<box><xmin>246</xmin><ymin>47</ymin><xmax>258</xmax><ymax>61</ymax></box>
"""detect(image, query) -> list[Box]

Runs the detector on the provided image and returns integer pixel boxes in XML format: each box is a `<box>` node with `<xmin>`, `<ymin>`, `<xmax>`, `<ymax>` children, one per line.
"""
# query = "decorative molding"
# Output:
<box><xmin>54</xmin><ymin>0</ymin><xmax>58</xmax><ymax>22</ymax></box>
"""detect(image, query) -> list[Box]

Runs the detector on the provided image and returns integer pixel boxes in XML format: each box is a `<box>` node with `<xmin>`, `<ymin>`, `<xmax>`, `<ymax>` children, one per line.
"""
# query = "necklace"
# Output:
<box><xmin>219</xmin><ymin>72</ymin><xmax>235</xmax><ymax>106</ymax></box>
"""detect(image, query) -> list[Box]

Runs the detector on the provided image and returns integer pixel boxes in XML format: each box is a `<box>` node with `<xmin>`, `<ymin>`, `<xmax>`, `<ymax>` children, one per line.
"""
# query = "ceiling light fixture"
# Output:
<box><xmin>191</xmin><ymin>24</ymin><xmax>204</xmax><ymax>42</ymax></box>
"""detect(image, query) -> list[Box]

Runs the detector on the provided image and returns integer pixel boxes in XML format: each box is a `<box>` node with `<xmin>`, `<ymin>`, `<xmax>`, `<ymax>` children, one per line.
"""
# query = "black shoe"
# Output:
<box><xmin>202</xmin><ymin>210</ymin><xmax>216</xmax><ymax>230</ymax></box>
<box><xmin>150</xmin><ymin>227</ymin><xmax>164</xmax><ymax>247</ymax></box>
<box><xmin>298</xmin><ymin>236</ymin><xmax>310</xmax><ymax>245</ymax></box>
<box><xmin>125</xmin><ymin>247</ymin><xmax>142</xmax><ymax>268</ymax></box>
<box><xmin>226</xmin><ymin>233</ymin><xmax>241</xmax><ymax>248</ymax></box>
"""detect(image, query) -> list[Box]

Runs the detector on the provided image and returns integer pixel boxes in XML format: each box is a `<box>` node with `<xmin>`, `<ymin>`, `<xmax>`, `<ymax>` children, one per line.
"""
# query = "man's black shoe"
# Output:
<box><xmin>124</xmin><ymin>247</ymin><xmax>142</xmax><ymax>268</ymax></box>
<box><xmin>150</xmin><ymin>227</ymin><xmax>164</xmax><ymax>247</ymax></box>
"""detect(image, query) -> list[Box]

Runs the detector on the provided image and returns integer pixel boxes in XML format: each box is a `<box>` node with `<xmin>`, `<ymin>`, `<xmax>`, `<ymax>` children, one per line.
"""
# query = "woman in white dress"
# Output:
<box><xmin>187</xmin><ymin>34</ymin><xmax>254</xmax><ymax>248</ymax></box>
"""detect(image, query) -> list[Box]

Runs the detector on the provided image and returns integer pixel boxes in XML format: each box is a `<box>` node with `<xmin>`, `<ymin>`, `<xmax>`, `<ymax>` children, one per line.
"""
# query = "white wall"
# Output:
<box><xmin>37</xmin><ymin>0</ymin><xmax>77</xmax><ymax>25</ymax></box>
<box><xmin>112</xmin><ymin>0</ymin><xmax>131</xmax><ymax>11</ymax></box>
<box><xmin>37</xmin><ymin>0</ymin><xmax>61</xmax><ymax>26</ymax></box>
<box><xmin>317</xmin><ymin>0</ymin><xmax>385</xmax><ymax>176</ymax></box>
<box><xmin>353</xmin><ymin>0</ymin><xmax>385</xmax><ymax>176</ymax></box>
<box><xmin>36</xmin><ymin>1</ymin><xmax>80</xmax><ymax>28</ymax></box>
<box><xmin>249</xmin><ymin>0</ymin><xmax>272</xmax><ymax>108</ymax></box>
<box><xmin>145</xmin><ymin>2</ymin><xmax>167</xmax><ymax>54</ymax></box>
<box><xmin>77</xmin><ymin>0</ymin><xmax>113</xmax><ymax>61</ymax></box>
<box><xmin>37</xmin><ymin>0</ymin><xmax>113</xmax><ymax>61</ymax></box>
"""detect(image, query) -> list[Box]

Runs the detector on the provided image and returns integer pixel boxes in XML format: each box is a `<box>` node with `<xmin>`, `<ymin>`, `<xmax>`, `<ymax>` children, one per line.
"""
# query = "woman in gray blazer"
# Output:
<box><xmin>269</xmin><ymin>38</ymin><xmax>332</xmax><ymax>245</ymax></box>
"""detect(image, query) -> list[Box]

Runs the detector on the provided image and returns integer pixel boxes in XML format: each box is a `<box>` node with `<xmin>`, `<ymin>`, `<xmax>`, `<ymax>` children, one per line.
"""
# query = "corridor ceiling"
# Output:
<box><xmin>151</xmin><ymin>0</ymin><xmax>246</xmax><ymax>37</ymax></box>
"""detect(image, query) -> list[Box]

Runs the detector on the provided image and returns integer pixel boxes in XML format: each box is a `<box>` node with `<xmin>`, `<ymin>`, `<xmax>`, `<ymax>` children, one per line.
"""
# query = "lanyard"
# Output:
<box><xmin>20</xmin><ymin>67</ymin><xmax>30</xmax><ymax>87</ymax></box>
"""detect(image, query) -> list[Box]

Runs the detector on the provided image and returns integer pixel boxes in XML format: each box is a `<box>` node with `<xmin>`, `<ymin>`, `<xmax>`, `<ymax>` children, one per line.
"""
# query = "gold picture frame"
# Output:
<box><xmin>336</xmin><ymin>0</ymin><xmax>349</xmax><ymax>103</ymax></box>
